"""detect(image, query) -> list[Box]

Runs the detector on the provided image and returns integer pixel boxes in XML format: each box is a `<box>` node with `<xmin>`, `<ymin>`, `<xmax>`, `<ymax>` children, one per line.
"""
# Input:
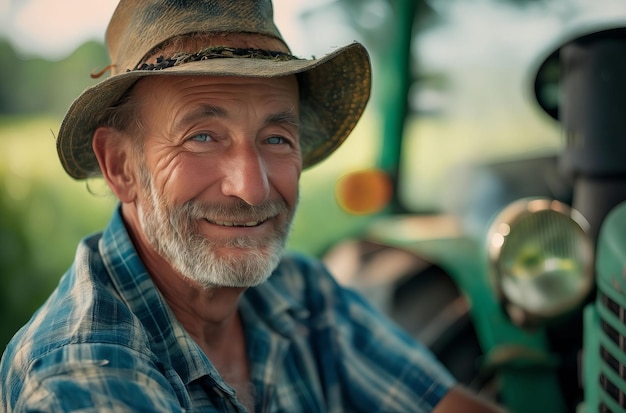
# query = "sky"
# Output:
<box><xmin>1</xmin><ymin>0</ymin><xmax>119</xmax><ymax>59</ymax></box>
<box><xmin>1</xmin><ymin>0</ymin><xmax>625</xmax><ymax>71</ymax></box>
<box><xmin>0</xmin><ymin>0</ymin><xmax>344</xmax><ymax>60</ymax></box>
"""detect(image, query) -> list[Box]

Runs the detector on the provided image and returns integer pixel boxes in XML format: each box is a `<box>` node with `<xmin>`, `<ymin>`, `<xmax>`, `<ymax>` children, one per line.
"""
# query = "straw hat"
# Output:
<box><xmin>57</xmin><ymin>0</ymin><xmax>372</xmax><ymax>179</ymax></box>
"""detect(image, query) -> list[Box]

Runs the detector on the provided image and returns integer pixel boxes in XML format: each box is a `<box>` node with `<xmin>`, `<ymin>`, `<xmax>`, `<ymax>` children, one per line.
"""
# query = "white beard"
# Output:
<box><xmin>136</xmin><ymin>164</ymin><xmax>295</xmax><ymax>289</ymax></box>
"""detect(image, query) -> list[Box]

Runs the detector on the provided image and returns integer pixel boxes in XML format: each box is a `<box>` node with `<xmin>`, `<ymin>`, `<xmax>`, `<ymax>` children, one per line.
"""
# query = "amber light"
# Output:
<box><xmin>335</xmin><ymin>169</ymin><xmax>393</xmax><ymax>215</ymax></box>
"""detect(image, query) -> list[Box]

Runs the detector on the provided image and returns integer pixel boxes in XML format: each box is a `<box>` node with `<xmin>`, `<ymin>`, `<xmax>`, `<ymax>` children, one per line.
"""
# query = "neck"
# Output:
<box><xmin>156</xmin><ymin>274</ymin><xmax>247</xmax><ymax>349</ymax></box>
<box><xmin>154</xmin><ymin>268</ymin><xmax>253</xmax><ymax>408</ymax></box>
<box><xmin>120</xmin><ymin>200</ymin><xmax>254</xmax><ymax>409</ymax></box>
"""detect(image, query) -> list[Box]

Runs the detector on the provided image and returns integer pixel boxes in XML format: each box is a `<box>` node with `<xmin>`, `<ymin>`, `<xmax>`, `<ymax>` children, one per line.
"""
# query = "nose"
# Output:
<box><xmin>220</xmin><ymin>144</ymin><xmax>270</xmax><ymax>206</ymax></box>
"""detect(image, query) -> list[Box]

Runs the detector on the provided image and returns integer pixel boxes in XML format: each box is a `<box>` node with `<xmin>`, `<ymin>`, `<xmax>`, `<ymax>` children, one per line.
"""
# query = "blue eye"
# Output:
<box><xmin>190</xmin><ymin>133</ymin><xmax>212</xmax><ymax>143</ymax></box>
<box><xmin>267</xmin><ymin>136</ymin><xmax>286</xmax><ymax>145</ymax></box>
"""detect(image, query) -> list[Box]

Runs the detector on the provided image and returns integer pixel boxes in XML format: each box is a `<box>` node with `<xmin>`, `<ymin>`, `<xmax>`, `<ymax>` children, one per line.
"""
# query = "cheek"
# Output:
<box><xmin>270</xmin><ymin>163</ymin><xmax>301</xmax><ymax>207</ymax></box>
<box><xmin>151</xmin><ymin>153</ymin><xmax>217</xmax><ymax>203</ymax></box>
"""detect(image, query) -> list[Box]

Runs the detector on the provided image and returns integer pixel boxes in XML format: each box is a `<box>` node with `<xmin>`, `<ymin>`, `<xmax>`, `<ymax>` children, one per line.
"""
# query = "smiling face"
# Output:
<box><xmin>125</xmin><ymin>75</ymin><xmax>302</xmax><ymax>288</ymax></box>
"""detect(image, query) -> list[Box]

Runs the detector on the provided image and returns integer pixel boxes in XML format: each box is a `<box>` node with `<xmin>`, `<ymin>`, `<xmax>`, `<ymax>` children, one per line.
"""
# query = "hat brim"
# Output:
<box><xmin>57</xmin><ymin>42</ymin><xmax>371</xmax><ymax>179</ymax></box>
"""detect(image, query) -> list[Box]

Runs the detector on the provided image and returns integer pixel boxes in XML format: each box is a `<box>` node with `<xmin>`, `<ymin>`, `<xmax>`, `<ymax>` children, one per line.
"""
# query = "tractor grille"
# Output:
<box><xmin>599</xmin><ymin>292</ymin><xmax>626</xmax><ymax>412</ymax></box>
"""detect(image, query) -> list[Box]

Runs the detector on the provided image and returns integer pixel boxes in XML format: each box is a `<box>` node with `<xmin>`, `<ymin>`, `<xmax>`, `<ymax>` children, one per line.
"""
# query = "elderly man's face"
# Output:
<box><xmin>129</xmin><ymin>75</ymin><xmax>302</xmax><ymax>288</ymax></box>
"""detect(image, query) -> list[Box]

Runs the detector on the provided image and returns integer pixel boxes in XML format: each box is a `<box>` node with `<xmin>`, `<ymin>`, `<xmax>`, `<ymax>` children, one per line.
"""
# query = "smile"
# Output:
<box><xmin>208</xmin><ymin>219</ymin><xmax>265</xmax><ymax>227</ymax></box>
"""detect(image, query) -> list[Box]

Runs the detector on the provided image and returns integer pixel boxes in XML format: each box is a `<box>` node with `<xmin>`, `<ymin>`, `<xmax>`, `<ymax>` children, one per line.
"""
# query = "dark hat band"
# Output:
<box><xmin>132</xmin><ymin>47</ymin><xmax>299</xmax><ymax>72</ymax></box>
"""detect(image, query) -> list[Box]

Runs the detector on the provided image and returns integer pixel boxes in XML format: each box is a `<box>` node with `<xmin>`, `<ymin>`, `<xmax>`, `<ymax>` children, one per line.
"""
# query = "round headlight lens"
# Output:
<box><xmin>487</xmin><ymin>198</ymin><xmax>593</xmax><ymax>326</ymax></box>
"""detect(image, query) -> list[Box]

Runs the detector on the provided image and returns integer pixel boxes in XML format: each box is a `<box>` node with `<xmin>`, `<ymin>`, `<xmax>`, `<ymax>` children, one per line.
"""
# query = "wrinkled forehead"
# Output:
<box><xmin>134</xmin><ymin>74</ymin><xmax>299</xmax><ymax>99</ymax></box>
<box><xmin>129</xmin><ymin>75</ymin><xmax>301</xmax><ymax>129</ymax></box>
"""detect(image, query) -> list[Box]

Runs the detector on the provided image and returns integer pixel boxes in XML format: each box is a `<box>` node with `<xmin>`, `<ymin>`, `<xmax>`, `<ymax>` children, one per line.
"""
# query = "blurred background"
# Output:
<box><xmin>0</xmin><ymin>0</ymin><xmax>619</xmax><ymax>354</ymax></box>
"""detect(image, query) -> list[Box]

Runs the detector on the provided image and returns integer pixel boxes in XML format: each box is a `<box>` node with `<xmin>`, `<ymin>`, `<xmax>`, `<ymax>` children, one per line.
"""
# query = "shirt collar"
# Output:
<box><xmin>98</xmin><ymin>207</ymin><xmax>215</xmax><ymax>385</ymax></box>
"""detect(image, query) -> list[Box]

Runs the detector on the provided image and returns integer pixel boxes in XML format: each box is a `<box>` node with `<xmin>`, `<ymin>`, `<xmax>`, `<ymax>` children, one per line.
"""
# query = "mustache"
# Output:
<box><xmin>178</xmin><ymin>198</ymin><xmax>291</xmax><ymax>223</ymax></box>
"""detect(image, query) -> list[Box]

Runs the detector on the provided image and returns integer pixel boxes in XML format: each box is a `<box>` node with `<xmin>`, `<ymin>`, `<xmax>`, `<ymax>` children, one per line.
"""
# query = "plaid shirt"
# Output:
<box><xmin>1</xmin><ymin>209</ymin><xmax>455</xmax><ymax>412</ymax></box>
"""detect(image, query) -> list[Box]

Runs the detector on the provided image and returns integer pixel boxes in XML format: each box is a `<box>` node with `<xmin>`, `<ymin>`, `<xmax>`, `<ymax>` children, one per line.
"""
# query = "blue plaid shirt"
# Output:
<box><xmin>1</xmin><ymin>209</ymin><xmax>455</xmax><ymax>412</ymax></box>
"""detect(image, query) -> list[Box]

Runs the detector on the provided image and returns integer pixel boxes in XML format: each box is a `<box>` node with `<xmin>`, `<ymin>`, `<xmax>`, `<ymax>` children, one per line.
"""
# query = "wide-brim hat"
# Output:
<box><xmin>530</xmin><ymin>10</ymin><xmax>626</xmax><ymax>120</ymax></box>
<box><xmin>57</xmin><ymin>0</ymin><xmax>372</xmax><ymax>179</ymax></box>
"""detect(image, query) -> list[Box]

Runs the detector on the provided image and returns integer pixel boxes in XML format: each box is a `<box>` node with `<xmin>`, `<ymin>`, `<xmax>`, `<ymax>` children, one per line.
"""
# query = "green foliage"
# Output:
<box><xmin>0</xmin><ymin>116</ymin><xmax>115</xmax><ymax>351</ymax></box>
<box><xmin>0</xmin><ymin>41</ymin><xmax>20</xmax><ymax>114</ymax></box>
<box><xmin>0</xmin><ymin>40</ymin><xmax>108</xmax><ymax>117</ymax></box>
<box><xmin>0</xmin><ymin>180</ymin><xmax>39</xmax><ymax>349</ymax></box>
<box><xmin>0</xmin><ymin>44</ymin><xmax>112</xmax><ymax>351</ymax></box>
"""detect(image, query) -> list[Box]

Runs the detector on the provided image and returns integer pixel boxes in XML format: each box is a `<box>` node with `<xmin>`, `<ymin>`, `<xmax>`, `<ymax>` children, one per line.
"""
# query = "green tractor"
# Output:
<box><xmin>321</xmin><ymin>3</ymin><xmax>626</xmax><ymax>412</ymax></box>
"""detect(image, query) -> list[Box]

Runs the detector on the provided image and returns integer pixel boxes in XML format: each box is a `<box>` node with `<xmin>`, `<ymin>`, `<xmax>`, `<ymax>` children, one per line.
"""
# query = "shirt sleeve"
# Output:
<box><xmin>302</xmin><ymin>256</ymin><xmax>457</xmax><ymax>412</ymax></box>
<box><xmin>14</xmin><ymin>343</ymin><xmax>184</xmax><ymax>412</ymax></box>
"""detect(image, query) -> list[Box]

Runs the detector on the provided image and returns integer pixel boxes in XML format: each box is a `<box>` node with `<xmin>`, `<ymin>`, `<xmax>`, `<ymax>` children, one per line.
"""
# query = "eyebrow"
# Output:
<box><xmin>174</xmin><ymin>104</ymin><xmax>226</xmax><ymax>133</ymax></box>
<box><xmin>174</xmin><ymin>104</ymin><xmax>300</xmax><ymax>134</ymax></box>
<box><xmin>267</xmin><ymin>109</ymin><xmax>300</xmax><ymax>130</ymax></box>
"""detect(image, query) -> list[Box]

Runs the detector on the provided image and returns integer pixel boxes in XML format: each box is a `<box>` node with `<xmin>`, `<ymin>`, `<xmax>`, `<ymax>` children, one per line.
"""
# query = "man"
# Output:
<box><xmin>0</xmin><ymin>1</ymin><xmax>503</xmax><ymax>411</ymax></box>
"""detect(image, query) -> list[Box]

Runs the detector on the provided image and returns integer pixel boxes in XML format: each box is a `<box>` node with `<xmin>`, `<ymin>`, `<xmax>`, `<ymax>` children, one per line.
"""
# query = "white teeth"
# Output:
<box><xmin>212</xmin><ymin>220</ymin><xmax>261</xmax><ymax>227</ymax></box>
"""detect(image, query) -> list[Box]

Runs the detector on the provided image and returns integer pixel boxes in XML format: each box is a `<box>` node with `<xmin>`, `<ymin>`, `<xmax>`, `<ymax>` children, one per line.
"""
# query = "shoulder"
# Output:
<box><xmin>3</xmin><ymin>341</ymin><xmax>178</xmax><ymax>412</ymax></box>
<box><xmin>241</xmin><ymin>252</ymin><xmax>349</xmax><ymax>338</ymax></box>
<box><xmin>1</xmin><ymin>234</ymin><xmax>152</xmax><ymax>408</ymax></box>
<box><xmin>266</xmin><ymin>252</ymin><xmax>457</xmax><ymax>411</ymax></box>
<box><xmin>10</xmin><ymin>233</ymin><xmax>147</xmax><ymax>351</ymax></box>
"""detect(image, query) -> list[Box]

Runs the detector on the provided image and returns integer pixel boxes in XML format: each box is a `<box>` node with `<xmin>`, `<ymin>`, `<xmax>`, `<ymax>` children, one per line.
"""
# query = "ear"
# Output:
<box><xmin>92</xmin><ymin>126</ymin><xmax>138</xmax><ymax>203</ymax></box>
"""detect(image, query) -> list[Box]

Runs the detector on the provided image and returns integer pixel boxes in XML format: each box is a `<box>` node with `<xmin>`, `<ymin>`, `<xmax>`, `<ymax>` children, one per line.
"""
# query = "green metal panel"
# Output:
<box><xmin>583</xmin><ymin>304</ymin><xmax>600</xmax><ymax>413</ymax></box>
<box><xmin>377</xmin><ymin>0</ymin><xmax>416</xmax><ymax>211</ymax></box>
<box><xmin>366</xmin><ymin>217</ymin><xmax>568</xmax><ymax>412</ymax></box>
<box><xmin>588</xmin><ymin>200</ymin><xmax>626</xmax><ymax>412</ymax></box>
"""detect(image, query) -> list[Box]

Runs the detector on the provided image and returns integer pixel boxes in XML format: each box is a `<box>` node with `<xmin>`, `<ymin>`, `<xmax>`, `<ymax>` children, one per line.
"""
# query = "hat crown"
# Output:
<box><xmin>106</xmin><ymin>0</ymin><xmax>285</xmax><ymax>74</ymax></box>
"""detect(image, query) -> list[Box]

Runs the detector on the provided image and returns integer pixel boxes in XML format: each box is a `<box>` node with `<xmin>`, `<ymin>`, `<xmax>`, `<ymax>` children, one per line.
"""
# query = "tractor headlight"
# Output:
<box><xmin>487</xmin><ymin>198</ymin><xmax>593</xmax><ymax>327</ymax></box>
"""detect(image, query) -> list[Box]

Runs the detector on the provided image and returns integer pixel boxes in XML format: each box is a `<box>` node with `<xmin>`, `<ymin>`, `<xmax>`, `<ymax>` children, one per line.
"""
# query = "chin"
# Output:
<box><xmin>174</xmin><ymin>244</ymin><xmax>283</xmax><ymax>289</ymax></box>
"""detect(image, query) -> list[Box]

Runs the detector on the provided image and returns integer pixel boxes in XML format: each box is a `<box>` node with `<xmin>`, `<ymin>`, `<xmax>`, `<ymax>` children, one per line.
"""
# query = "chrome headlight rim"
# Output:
<box><xmin>487</xmin><ymin>197</ymin><xmax>594</xmax><ymax>325</ymax></box>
